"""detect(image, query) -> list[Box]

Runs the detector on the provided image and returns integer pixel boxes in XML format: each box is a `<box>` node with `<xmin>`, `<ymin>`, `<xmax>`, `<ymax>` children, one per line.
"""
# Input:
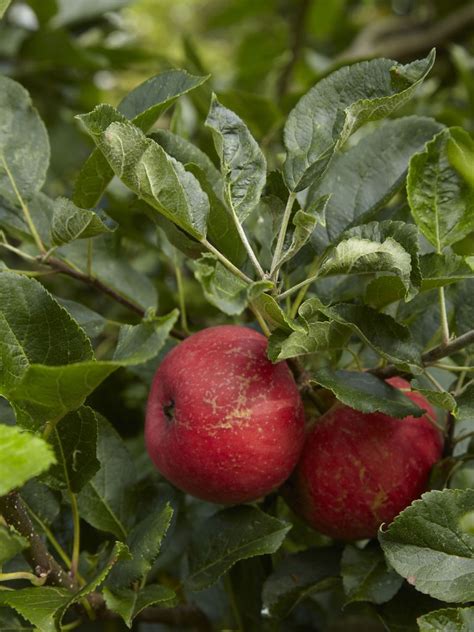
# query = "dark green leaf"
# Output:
<box><xmin>310</xmin><ymin>116</ymin><xmax>442</xmax><ymax>247</ymax></box>
<box><xmin>103</xmin><ymin>584</ymin><xmax>177</xmax><ymax>628</ymax></box>
<box><xmin>379</xmin><ymin>489</ymin><xmax>474</xmax><ymax>602</ymax></box>
<box><xmin>46</xmin><ymin>406</ymin><xmax>100</xmax><ymax>493</ymax></box>
<box><xmin>284</xmin><ymin>52</ymin><xmax>435</xmax><ymax>191</ymax></box>
<box><xmin>205</xmin><ymin>94</ymin><xmax>266</xmax><ymax>223</ymax></box>
<box><xmin>262</xmin><ymin>548</ymin><xmax>340</xmax><ymax>618</ymax></box>
<box><xmin>107</xmin><ymin>503</ymin><xmax>173</xmax><ymax>588</ymax></box>
<box><xmin>420</xmin><ymin>254</ymin><xmax>474</xmax><ymax>291</ymax></box>
<box><xmin>310</xmin><ymin>369</ymin><xmax>424</xmax><ymax>418</ymax></box>
<box><xmin>77</xmin><ymin>416</ymin><xmax>136</xmax><ymax>540</ymax></box>
<box><xmin>455</xmin><ymin>383</ymin><xmax>474</xmax><ymax>422</ymax></box>
<box><xmin>186</xmin><ymin>506</ymin><xmax>291</xmax><ymax>591</ymax></box>
<box><xmin>194</xmin><ymin>253</ymin><xmax>248</xmax><ymax>315</ymax></box>
<box><xmin>341</xmin><ymin>543</ymin><xmax>403</xmax><ymax>604</ymax></box>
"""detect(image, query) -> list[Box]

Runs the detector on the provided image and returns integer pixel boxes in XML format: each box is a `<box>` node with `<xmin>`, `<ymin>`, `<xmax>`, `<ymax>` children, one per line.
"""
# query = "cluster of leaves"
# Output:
<box><xmin>1</xmin><ymin>1</ymin><xmax>474</xmax><ymax>631</ymax></box>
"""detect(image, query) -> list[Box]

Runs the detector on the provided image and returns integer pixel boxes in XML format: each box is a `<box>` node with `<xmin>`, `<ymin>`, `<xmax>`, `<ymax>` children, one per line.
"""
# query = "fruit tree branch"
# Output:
<box><xmin>371</xmin><ymin>329</ymin><xmax>474</xmax><ymax>379</ymax></box>
<box><xmin>338</xmin><ymin>4</ymin><xmax>474</xmax><ymax>62</ymax></box>
<box><xmin>36</xmin><ymin>255</ymin><xmax>187</xmax><ymax>339</ymax></box>
<box><xmin>0</xmin><ymin>491</ymin><xmax>78</xmax><ymax>591</ymax></box>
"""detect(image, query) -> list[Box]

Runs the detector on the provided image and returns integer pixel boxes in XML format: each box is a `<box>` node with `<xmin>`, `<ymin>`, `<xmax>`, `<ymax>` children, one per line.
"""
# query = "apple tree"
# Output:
<box><xmin>1</xmin><ymin>0</ymin><xmax>474</xmax><ymax>630</ymax></box>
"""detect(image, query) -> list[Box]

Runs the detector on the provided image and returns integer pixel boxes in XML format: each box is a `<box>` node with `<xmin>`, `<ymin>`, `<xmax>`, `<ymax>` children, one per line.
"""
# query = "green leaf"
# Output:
<box><xmin>0</xmin><ymin>76</ymin><xmax>50</xmax><ymax>199</ymax></box>
<box><xmin>77</xmin><ymin>110</ymin><xmax>209</xmax><ymax>239</ymax></box>
<box><xmin>0</xmin><ymin>425</ymin><xmax>55</xmax><ymax>495</ymax></box>
<box><xmin>205</xmin><ymin>94</ymin><xmax>266</xmax><ymax>223</ymax></box>
<box><xmin>0</xmin><ymin>541</ymin><xmax>129</xmax><ymax>632</ymax></box>
<box><xmin>185</xmin><ymin>506</ymin><xmax>291</xmax><ymax>591</ymax></box>
<box><xmin>379</xmin><ymin>489</ymin><xmax>474</xmax><ymax>602</ymax></box>
<box><xmin>249</xmin><ymin>292</ymin><xmax>295</xmax><ymax>332</ymax></box>
<box><xmin>408</xmin><ymin>127</ymin><xmax>474</xmax><ymax>250</ymax></box>
<box><xmin>277</xmin><ymin>195</ymin><xmax>330</xmax><ymax>268</ymax></box>
<box><xmin>420</xmin><ymin>254</ymin><xmax>474</xmax><ymax>291</ymax></box>
<box><xmin>0</xmin><ymin>271</ymin><xmax>177</xmax><ymax>426</ymax></box>
<box><xmin>50</xmin><ymin>197</ymin><xmax>116</xmax><ymax>246</ymax></box>
<box><xmin>411</xmin><ymin>380</ymin><xmax>456</xmax><ymax>411</ymax></box>
<box><xmin>312</xmin><ymin>300</ymin><xmax>422</xmax><ymax>370</ymax></box>
<box><xmin>0</xmin><ymin>524</ymin><xmax>27</xmax><ymax>564</ymax></box>
<box><xmin>194</xmin><ymin>253</ymin><xmax>248</xmax><ymax>315</ymax></box>
<box><xmin>268</xmin><ymin>323</ymin><xmax>348</xmax><ymax>362</ymax></box>
<box><xmin>103</xmin><ymin>584</ymin><xmax>177</xmax><ymax>628</ymax></box>
<box><xmin>185</xmin><ymin>163</ymin><xmax>246</xmax><ymax>265</ymax></box>
<box><xmin>57</xmin><ymin>298</ymin><xmax>107</xmax><ymax>340</ymax></box>
<box><xmin>57</xmin><ymin>237</ymin><xmax>157</xmax><ymax>311</ymax></box>
<box><xmin>152</xmin><ymin>129</ymin><xmax>221</xmax><ymax>194</ymax></box>
<box><xmin>106</xmin><ymin>503</ymin><xmax>173</xmax><ymax>588</ymax></box>
<box><xmin>455</xmin><ymin>383</ymin><xmax>474</xmax><ymax>422</ymax></box>
<box><xmin>284</xmin><ymin>52</ymin><xmax>435</xmax><ymax>191</ymax></box>
<box><xmin>51</xmin><ymin>0</ymin><xmax>130</xmax><ymax>27</ymax></box>
<box><xmin>261</xmin><ymin>548</ymin><xmax>340</xmax><ymax>619</ymax></box>
<box><xmin>74</xmin><ymin>70</ymin><xmax>208</xmax><ymax>208</ymax></box>
<box><xmin>45</xmin><ymin>406</ymin><xmax>100</xmax><ymax>493</ymax></box>
<box><xmin>310</xmin><ymin>116</ymin><xmax>443</xmax><ymax>247</ymax></box>
<box><xmin>77</xmin><ymin>416</ymin><xmax>136</xmax><ymax>540</ymax></box>
<box><xmin>310</xmin><ymin>369</ymin><xmax>424</xmax><ymax>418</ymax></box>
<box><xmin>319</xmin><ymin>221</ymin><xmax>421</xmax><ymax>299</ymax></box>
<box><xmin>418</xmin><ymin>607</ymin><xmax>474</xmax><ymax>632</ymax></box>
<box><xmin>0</xmin><ymin>0</ymin><xmax>11</xmax><ymax>18</ymax></box>
<box><xmin>341</xmin><ymin>543</ymin><xmax>403</xmax><ymax>605</ymax></box>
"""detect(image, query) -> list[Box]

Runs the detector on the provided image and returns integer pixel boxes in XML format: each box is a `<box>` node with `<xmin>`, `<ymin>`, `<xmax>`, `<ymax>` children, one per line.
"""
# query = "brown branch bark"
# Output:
<box><xmin>277</xmin><ymin>0</ymin><xmax>312</xmax><ymax>97</ymax></box>
<box><xmin>371</xmin><ymin>329</ymin><xmax>474</xmax><ymax>380</ymax></box>
<box><xmin>0</xmin><ymin>491</ymin><xmax>78</xmax><ymax>591</ymax></box>
<box><xmin>339</xmin><ymin>4</ymin><xmax>474</xmax><ymax>62</ymax></box>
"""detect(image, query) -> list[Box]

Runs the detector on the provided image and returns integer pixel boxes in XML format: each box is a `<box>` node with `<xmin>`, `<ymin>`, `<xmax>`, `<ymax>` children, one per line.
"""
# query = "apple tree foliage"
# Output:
<box><xmin>0</xmin><ymin>0</ymin><xmax>474</xmax><ymax>630</ymax></box>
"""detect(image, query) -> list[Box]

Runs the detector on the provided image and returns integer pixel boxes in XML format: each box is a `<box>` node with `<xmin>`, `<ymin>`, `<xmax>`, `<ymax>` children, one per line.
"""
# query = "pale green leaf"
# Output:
<box><xmin>0</xmin><ymin>524</ymin><xmax>27</xmax><ymax>564</ymax></box>
<box><xmin>418</xmin><ymin>607</ymin><xmax>474</xmax><ymax>632</ymax></box>
<box><xmin>0</xmin><ymin>0</ymin><xmax>11</xmax><ymax>18</ymax></box>
<box><xmin>319</xmin><ymin>221</ymin><xmax>420</xmax><ymax>298</ymax></box>
<box><xmin>0</xmin><ymin>76</ymin><xmax>50</xmax><ymax>199</ymax></box>
<box><xmin>74</xmin><ymin>70</ymin><xmax>208</xmax><ymax>208</ymax></box>
<box><xmin>205</xmin><ymin>94</ymin><xmax>266</xmax><ymax>223</ymax></box>
<box><xmin>0</xmin><ymin>424</ymin><xmax>55</xmax><ymax>495</ymax></box>
<box><xmin>186</xmin><ymin>506</ymin><xmax>291</xmax><ymax>591</ymax></box>
<box><xmin>51</xmin><ymin>197</ymin><xmax>116</xmax><ymax>246</ymax></box>
<box><xmin>379</xmin><ymin>489</ymin><xmax>474</xmax><ymax>602</ymax></box>
<box><xmin>284</xmin><ymin>52</ymin><xmax>435</xmax><ymax>191</ymax></box>
<box><xmin>408</xmin><ymin>127</ymin><xmax>474</xmax><ymax>250</ymax></box>
<box><xmin>77</xmin><ymin>110</ymin><xmax>209</xmax><ymax>239</ymax></box>
<box><xmin>194</xmin><ymin>253</ymin><xmax>248</xmax><ymax>315</ymax></box>
<box><xmin>420</xmin><ymin>253</ymin><xmax>474</xmax><ymax>291</ymax></box>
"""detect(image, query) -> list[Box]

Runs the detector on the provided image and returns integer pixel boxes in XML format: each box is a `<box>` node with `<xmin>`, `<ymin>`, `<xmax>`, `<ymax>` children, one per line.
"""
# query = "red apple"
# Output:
<box><xmin>145</xmin><ymin>325</ymin><xmax>305</xmax><ymax>504</ymax></box>
<box><xmin>284</xmin><ymin>377</ymin><xmax>443</xmax><ymax>540</ymax></box>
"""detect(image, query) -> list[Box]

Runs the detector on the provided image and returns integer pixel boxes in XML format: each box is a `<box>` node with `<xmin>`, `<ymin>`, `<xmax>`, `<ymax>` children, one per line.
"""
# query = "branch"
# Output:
<box><xmin>277</xmin><ymin>0</ymin><xmax>312</xmax><ymax>97</ymax></box>
<box><xmin>37</xmin><ymin>255</ymin><xmax>187</xmax><ymax>340</ymax></box>
<box><xmin>0</xmin><ymin>491</ymin><xmax>78</xmax><ymax>591</ymax></box>
<box><xmin>371</xmin><ymin>329</ymin><xmax>474</xmax><ymax>379</ymax></box>
<box><xmin>339</xmin><ymin>4</ymin><xmax>474</xmax><ymax>62</ymax></box>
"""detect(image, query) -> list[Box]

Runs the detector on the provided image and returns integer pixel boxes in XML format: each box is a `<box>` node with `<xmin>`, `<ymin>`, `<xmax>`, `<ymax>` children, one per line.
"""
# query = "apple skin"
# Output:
<box><xmin>145</xmin><ymin>325</ymin><xmax>305</xmax><ymax>504</ymax></box>
<box><xmin>284</xmin><ymin>377</ymin><xmax>443</xmax><ymax>540</ymax></box>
